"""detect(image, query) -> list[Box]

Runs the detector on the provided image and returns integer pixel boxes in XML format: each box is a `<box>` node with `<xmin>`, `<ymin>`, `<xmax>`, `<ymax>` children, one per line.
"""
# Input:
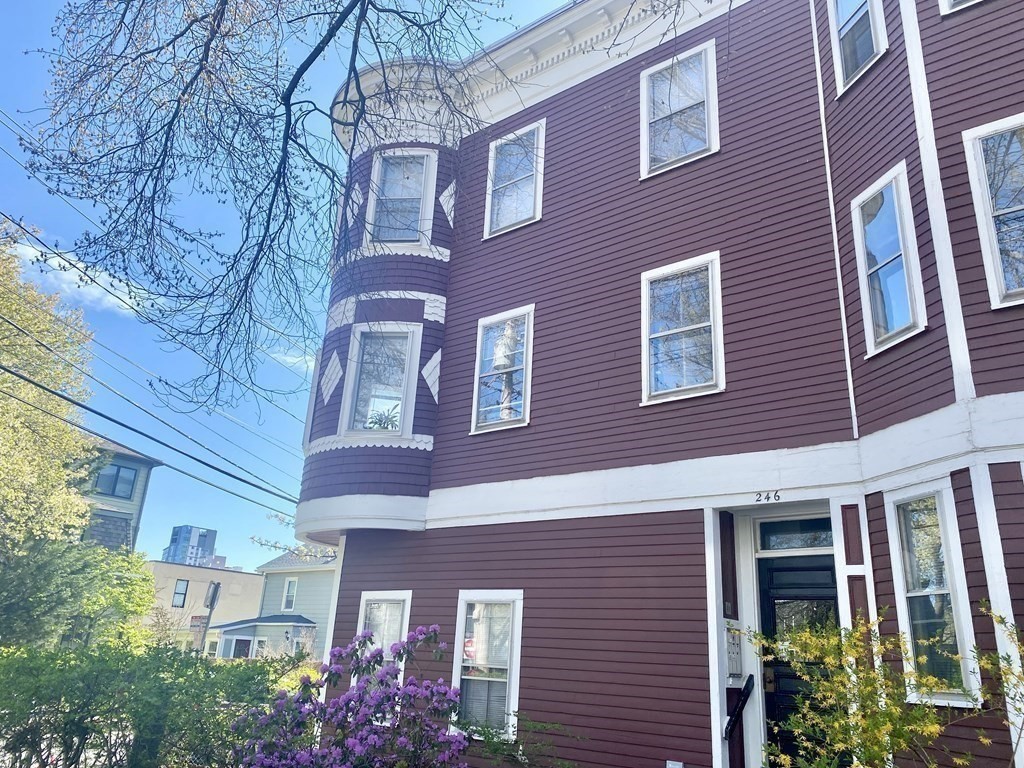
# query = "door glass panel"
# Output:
<box><xmin>773</xmin><ymin>598</ymin><xmax>838</xmax><ymax>634</ymax></box>
<box><xmin>760</xmin><ymin>518</ymin><xmax>833</xmax><ymax>551</ymax></box>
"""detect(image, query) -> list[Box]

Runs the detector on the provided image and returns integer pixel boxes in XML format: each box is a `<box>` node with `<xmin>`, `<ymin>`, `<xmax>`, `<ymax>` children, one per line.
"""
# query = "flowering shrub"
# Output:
<box><xmin>232</xmin><ymin>624</ymin><xmax>470</xmax><ymax>768</ymax></box>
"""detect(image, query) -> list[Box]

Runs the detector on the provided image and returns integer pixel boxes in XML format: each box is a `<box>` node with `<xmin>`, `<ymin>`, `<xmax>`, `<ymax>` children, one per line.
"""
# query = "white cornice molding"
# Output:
<box><xmin>466</xmin><ymin>0</ymin><xmax>752</xmax><ymax>124</ymax></box>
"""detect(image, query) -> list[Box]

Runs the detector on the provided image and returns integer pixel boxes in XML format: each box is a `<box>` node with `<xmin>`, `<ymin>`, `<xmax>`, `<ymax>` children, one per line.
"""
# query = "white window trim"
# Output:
<box><xmin>451</xmin><ymin>589</ymin><xmax>525</xmax><ymax>739</ymax></box>
<box><xmin>963</xmin><ymin>111</ymin><xmax>1024</xmax><ymax>309</ymax></box>
<box><xmin>226</xmin><ymin>635</ymin><xmax>267</xmax><ymax>660</ymax></box>
<box><xmin>469</xmin><ymin>304</ymin><xmax>536</xmax><ymax>435</ymax></box>
<box><xmin>938</xmin><ymin>0</ymin><xmax>986</xmax><ymax>14</ymax></box>
<box><xmin>640</xmin><ymin>250</ymin><xmax>726</xmax><ymax>406</ymax></box>
<box><xmin>825</xmin><ymin>0</ymin><xmax>889</xmax><ymax>97</ymax></box>
<box><xmin>281</xmin><ymin>577</ymin><xmax>298</xmax><ymax>612</ymax></box>
<box><xmin>354</xmin><ymin>589</ymin><xmax>413</xmax><ymax>683</ymax></box>
<box><xmin>483</xmin><ymin>119</ymin><xmax>546</xmax><ymax>240</ymax></box>
<box><xmin>850</xmin><ymin>160</ymin><xmax>929</xmax><ymax>357</ymax></box>
<box><xmin>337</xmin><ymin>321</ymin><xmax>423</xmax><ymax>443</ymax></box>
<box><xmin>883</xmin><ymin>479</ymin><xmax>981</xmax><ymax>706</ymax></box>
<box><xmin>365</xmin><ymin>149</ymin><xmax>439</xmax><ymax>248</ymax></box>
<box><xmin>639</xmin><ymin>39</ymin><xmax>720</xmax><ymax>180</ymax></box>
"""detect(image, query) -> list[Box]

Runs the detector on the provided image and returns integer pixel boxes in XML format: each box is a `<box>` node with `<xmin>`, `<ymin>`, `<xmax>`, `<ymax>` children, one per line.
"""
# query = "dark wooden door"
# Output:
<box><xmin>758</xmin><ymin>555</ymin><xmax>838</xmax><ymax>757</ymax></box>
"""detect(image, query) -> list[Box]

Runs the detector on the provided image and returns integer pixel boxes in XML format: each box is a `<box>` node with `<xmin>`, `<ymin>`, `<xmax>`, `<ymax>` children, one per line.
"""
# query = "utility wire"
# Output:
<box><xmin>0</xmin><ymin>360</ymin><xmax>299</xmax><ymax>504</ymax></box>
<box><xmin>0</xmin><ymin>386</ymin><xmax>293</xmax><ymax>518</ymax></box>
<box><xmin>0</xmin><ymin>309</ymin><xmax>302</xmax><ymax>494</ymax></box>
<box><xmin>0</xmin><ymin>280</ymin><xmax>305</xmax><ymax>461</ymax></box>
<box><xmin>0</xmin><ymin>110</ymin><xmax>316</xmax><ymax>377</ymax></box>
<box><xmin>0</xmin><ymin>212</ymin><xmax>305</xmax><ymax>425</ymax></box>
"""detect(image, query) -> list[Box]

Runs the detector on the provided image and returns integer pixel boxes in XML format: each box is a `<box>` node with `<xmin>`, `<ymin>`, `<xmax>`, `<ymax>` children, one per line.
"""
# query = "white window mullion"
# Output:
<box><xmin>470</xmin><ymin>305</ymin><xmax>535</xmax><ymax>434</ymax></box>
<box><xmin>484</xmin><ymin>120</ymin><xmax>546</xmax><ymax>238</ymax></box>
<box><xmin>851</xmin><ymin>161</ymin><xmax>928</xmax><ymax>356</ymax></box>
<box><xmin>885</xmin><ymin>481</ymin><xmax>980</xmax><ymax>705</ymax></box>
<box><xmin>640</xmin><ymin>251</ymin><xmax>725</xmax><ymax>405</ymax></box>
<box><xmin>639</xmin><ymin>39</ymin><xmax>719</xmax><ymax>179</ymax></box>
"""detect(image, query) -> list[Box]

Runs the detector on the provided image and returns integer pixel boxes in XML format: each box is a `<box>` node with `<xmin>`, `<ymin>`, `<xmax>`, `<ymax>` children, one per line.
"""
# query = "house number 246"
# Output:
<box><xmin>755</xmin><ymin>491</ymin><xmax>782</xmax><ymax>503</ymax></box>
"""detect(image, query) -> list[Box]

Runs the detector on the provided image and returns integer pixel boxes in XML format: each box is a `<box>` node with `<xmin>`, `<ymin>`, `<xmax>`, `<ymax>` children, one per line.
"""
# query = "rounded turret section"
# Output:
<box><xmin>297</xmin><ymin>67</ymin><xmax>465</xmax><ymax>543</ymax></box>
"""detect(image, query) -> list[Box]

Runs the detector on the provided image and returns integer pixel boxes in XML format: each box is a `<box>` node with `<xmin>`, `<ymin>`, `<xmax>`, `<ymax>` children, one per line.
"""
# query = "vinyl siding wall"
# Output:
<box><xmin>815</xmin><ymin>0</ymin><xmax>956</xmax><ymax>434</ymax></box>
<box><xmin>432</xmin><ymin>0</ymin><xmax>856</xmax><ymax>491</ymax></box>
<box><xmin>331</xmin><ymin>510</ymin><xmax>710</xmax><ymax>768</ymax></box>
<box><xmin>261</xmin><ymin>570</ymin><xmax>336</xmax><ymax>657</ymax></box>
<box><xmin>866</xmin><ymin>471</ymin><xmax>1015</xmax><ymax>765</ymax></box>
<box><xmin>920</xmin><ymin>0</ymin><xmax>1024</xmax><ymax>397</ymax></box>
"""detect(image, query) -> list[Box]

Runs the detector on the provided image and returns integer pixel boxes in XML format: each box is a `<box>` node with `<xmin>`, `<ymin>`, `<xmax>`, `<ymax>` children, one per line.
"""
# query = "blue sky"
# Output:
<box><xmin>0</xmin><ymin>1</ymin><xmax>562</xmax><ymax>570</ymax></box>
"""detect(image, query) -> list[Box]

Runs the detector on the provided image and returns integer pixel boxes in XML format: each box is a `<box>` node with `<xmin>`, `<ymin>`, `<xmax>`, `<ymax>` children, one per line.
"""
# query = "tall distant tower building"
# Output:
<box><xmin>161</xmin><ymin>525</ymin><xmax>218</xmax><ymax>566</ymax></box>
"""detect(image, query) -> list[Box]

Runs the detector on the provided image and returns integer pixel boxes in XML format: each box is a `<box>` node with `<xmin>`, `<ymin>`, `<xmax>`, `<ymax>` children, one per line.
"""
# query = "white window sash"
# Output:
<box><xmin>938</xmin><ymin>0</ymin><xmax>986</xmax><ymax>14</ymax></box>
<box><xmin>483</xmin><ymin>119</ymin><xmax>546</xmax><ymax>239</ymax></box>
<box><xmin>963</xmin><ymin>112</ymin><xmax>1024</xmax><ymax>309</ymax></box>
<box><xmin>338</xmin><ymin>322</ymin><xmax>423</xmax><ymax>440</ymax></box>
<box><xmin>825</xmin><ymin>0</ymin><xmax>889</xmax><ymax>95</ymax></box>
<box><xmin>451</xmin><ymin>589</ymin><xmax>524</xmax><ymax>738</ymax></box>
<box><xmin>640</xmin><ymin>251</ymin><xmax>725</xmax><ymax>405</ymax></box>
<box><xmin>365</xmin><ymin>149</ymin><xmax>438</xmax><ymax>247</ymax></box>
<box><xmin>282</xmin><ymin>578</ymin><xmax>298</xmax><ymax>612</ymax></box>
<box><xmin>470</xmin><ymin>305</ymin><xmax>536</xmax><ymax>435</ymax></box>
<box><xmin>639</xmin><ymin>39</ymin><xmax>720</xmax><ymax>179</ymax></box>
<box><xmin>884</xmin><ymin>481</ymin><xmax>980</xmax><ymax>705</ymax></box>
<box><xmin>850</xmin><ymin>161</ymin><xmax>928</xmax><ymax>356</ymax></box>
<box><xmin>354</xmin><ymin>590</ymin><xmax>413</xmax><ymax>684</ymax></box>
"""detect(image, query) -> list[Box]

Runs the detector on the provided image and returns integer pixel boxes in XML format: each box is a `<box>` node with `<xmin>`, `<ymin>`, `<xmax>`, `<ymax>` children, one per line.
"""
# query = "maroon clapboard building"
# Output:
<box><xmin>296</xmin><ymin>0</ymin><xmax>1024</xmax><ymax>766</ymax></box>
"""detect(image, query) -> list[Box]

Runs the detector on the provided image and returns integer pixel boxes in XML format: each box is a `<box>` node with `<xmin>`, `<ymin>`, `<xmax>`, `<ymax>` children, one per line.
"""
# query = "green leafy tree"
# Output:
<box><xmin>0</xmin><ymin>644</ymin><xmax>301</xmax><ymax>768</ymax></box>
<box><xmin>0</xmin><ymin>224</ymin><xmax>97</xmax><ymax>550</ymax></box>
<box><xmin>0</xmin><ymin>539</ymin><xmax>154</xmax><ymax>649</ymax></box>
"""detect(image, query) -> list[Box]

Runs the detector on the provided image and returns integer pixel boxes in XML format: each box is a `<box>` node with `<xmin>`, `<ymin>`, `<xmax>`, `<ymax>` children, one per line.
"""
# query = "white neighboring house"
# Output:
<box><xmin>213</xmin><ymin>549</ymin><xmax>337</xmax><ymax>660</ymax></box>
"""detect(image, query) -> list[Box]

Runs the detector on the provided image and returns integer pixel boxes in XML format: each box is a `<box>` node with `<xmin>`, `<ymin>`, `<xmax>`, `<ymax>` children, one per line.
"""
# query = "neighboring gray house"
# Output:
<box><xmin>84</xmin><ymin>439</ymin><xmax>160</xmax><ymax>551</ymax></box>
<box><xmin>214</xmin><ymin>549</ymin><xmax>336</xmax><ymax>660</ymax></box>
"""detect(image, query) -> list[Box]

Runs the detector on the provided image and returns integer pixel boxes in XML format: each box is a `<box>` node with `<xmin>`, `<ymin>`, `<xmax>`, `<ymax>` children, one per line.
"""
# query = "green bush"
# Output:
<box><xmin>0</xmin><ymin>644</ymin><xmax>303</xmax><ymax>768</ymax></box>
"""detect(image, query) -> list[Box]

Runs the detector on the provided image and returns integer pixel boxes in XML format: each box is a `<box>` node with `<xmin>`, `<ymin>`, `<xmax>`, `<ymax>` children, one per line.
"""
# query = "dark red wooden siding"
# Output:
<box><xmin>991</xmin><ymin>461</ymin><xmax>1024</xmax><ymax>628</ymax></box>
<box><xmin>333</xmin><ymin>510</ymin><xmax>711</xmax><ymax>768</ymax></box>
<box><xmin>433</xmin><ymin>0</ymin><xmax>857</xmax><ymax>490</ymax></box>
<box><xmin>868</xmin><ymin>474</ymin><xmax>1013</xmax><ymax>764</ymax></box>
<box><xmin>921</xmin><ymin>0</ymin><xmax>1024</xmax><ymax>396</ymax></box>
<box><xmin>815</xmin><ymin>0</ymin><xmax>956</xmax><ymax>434</ymax></box>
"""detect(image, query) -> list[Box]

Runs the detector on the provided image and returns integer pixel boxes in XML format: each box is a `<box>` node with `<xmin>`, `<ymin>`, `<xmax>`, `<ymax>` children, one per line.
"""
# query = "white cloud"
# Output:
<box><xmin>15</xmin><ymin>243</ymin><xmax>135</xmax><ymax>315</ymax></box>
<box><xmin>270</xmin><ymin>348</ymin><xmax>315</xmax><ymax>377</ymax></box>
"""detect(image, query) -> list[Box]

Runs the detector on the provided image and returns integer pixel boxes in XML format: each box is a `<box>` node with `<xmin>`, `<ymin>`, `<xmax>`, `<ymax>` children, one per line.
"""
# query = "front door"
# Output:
<box><xmin>757</xmin><ymin>554</ymin><xmax>838</xmax><ymax>758</ymax></box>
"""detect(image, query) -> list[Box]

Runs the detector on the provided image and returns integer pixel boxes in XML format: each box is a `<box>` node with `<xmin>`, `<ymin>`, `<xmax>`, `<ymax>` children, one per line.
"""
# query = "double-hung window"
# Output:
<box><xmin>281</xmin><ymin>578</ymin><xmax>298</xmax><ymax>612</ymax></box>
<box><xmin>886</xmin><ymin>483</ymin><xmax>978</xmax><ymax>701</ymax></box>
<box><xmin>171</xmin><ymin>579</ymin><xmax>188</xmax><ymax>609</ymax></box>
<box><xmin>851</xmin><ymin>162</ymin><xmax>927</xmax><ymax>355</ymax></box>
<box><xmin>484</xmin><ymin>120</ymin><xmax>545</xmax><ymax>238</ymax></box>
<box><xmin>356</xmin><ymin>590</ymin><xmax>412</xmax><ymax>667</ymax></box>
<box><xmin>640</xmin><ymin>40</ymin><xmax>719</xmax><ymax>178</ymax></box>
<box><xmin>367</xmin><ymin>151</ymin><xmax>435</xmax><ymax>244</ymax></box>
<box><xmin>963</xmin><ymin>114</ymin><xmax>1024</xmax><ymax>307</ymax></box>
<box><xmin>453</xmin><ymin>590</ymin><xmax>524</xmax><ymax>735</ymax></box>
<box><xmin>641</xmin><ymin>252</ymin><xmax>725</xmax><ymax>404</ymax></box>
<box><xmin>470</xmin><ymin>305</ymin><xmax>535</xmax><ymax>433</ymax></box>
<box><xmin>94</xmin><ymin>463</ymin><xmax>138</xmax><ymax>499</ymax></box>
<box><xmin>340</xmin><ymin>322</ymin><xmax>422</xmax><ymax>439</ymax></box>
<box><xmin>829</xmin><ymin>0</ymin><xmax>887</xmax><ymax>92</ymax></box>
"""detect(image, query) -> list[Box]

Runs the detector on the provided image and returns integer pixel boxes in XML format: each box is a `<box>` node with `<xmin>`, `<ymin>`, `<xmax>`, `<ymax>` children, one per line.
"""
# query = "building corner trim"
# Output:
<box><xmin>897</xmin><ymin>0</ymin><xmax>976</xmax><ymax>401</ymax></box>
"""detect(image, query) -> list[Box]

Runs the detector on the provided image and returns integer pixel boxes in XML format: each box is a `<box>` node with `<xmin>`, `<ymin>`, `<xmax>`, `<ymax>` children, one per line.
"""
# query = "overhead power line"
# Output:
<box><xmin>0</xmin><ymin>309</ymin><xmax>301</xmax><ymax>495</ymax></box>
<box><xmin>0</xmin><ymin>360</ymin><xmax>299</xmax><ymax>504</ymax></box>
<box><xmin>0</xmin><ymin>386</ymin><xmax>293</xmax><ymax>518</ymax></box>
<box><xmin>0</xmin><ymin>281</ymin><xmax>305</xmax><ymax>461</ymax></box>
<box><xmin>0</xmin><ymin>212</ymin><xmax>306</xmax><ymax>425</ymax></box>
